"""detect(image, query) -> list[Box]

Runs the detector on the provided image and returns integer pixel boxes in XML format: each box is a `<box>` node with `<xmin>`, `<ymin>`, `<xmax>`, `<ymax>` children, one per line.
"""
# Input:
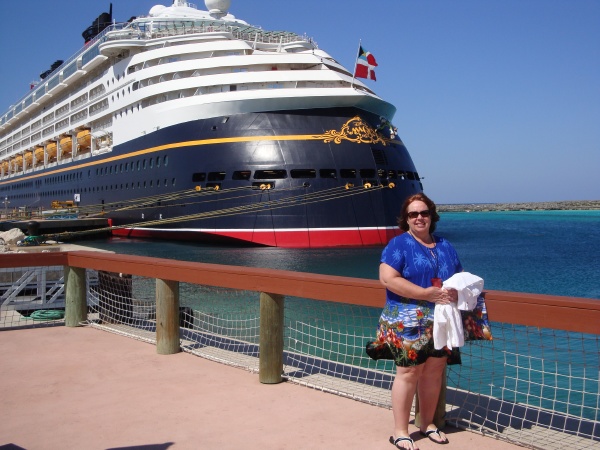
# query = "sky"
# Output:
<box><xmin>1</xmin><ymin>0</ymin><xmax>598</xmax><ymax>204</ymax></box>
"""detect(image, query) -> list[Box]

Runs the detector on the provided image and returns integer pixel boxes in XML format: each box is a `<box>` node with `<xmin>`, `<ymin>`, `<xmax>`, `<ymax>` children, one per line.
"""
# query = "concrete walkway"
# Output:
<box><xmin>0</xmin><ymin>326</ymin><xmax>523</xmax><ymax>450</ymax></box>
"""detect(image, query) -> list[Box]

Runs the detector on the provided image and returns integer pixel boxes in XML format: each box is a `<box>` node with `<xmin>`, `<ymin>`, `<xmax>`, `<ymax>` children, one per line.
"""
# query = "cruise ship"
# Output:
<box><xmin>0</xmin><ymin>0</ymin><xmax>424</xmax><ymax>247</ymax></box>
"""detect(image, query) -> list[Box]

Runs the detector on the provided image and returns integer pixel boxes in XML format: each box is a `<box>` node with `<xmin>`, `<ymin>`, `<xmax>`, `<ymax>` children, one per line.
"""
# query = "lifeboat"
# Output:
<box><xmin>60</xmin><ymin>135</ymin><xmax>73</xmax><ymax>157</ymax></box>
<box><xmin>0</xmin><ymin>160</ymin><xmax>8</xmax><ymax>175</ymax></box>
<box><xmin>12</xmin><ymin>156</ymin><xmax>23</xmax><ymax>172</ymax></box>
<box><xmin>76</xmin><ymin>129</ymin><xmax>91</xmax><ymax>153</ymax></box>
<box><xmin>46</xmin><ymin>142</ymin><xmax>57</xmax><ymax>163</ymax></box>
<box><xmin>24</xmin><ymin>151</ymin><xmax>33</xmax><ymax>169</ymax></box>
<box><xmin>34</xmin><ymin>146</ymin><xmax>44</xmax><ymax>166</ymax></box>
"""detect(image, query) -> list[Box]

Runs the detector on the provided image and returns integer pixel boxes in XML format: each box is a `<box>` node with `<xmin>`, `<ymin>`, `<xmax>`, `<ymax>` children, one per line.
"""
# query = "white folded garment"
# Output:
<box><xmin>433</xmin><ymin>303</ymin><xmax>464</xmax><ymax>350</ymax></box>
<box><xmin>442</xmin><ymin>272</ymin><xmax>484</xmax><ymax>311</ymax></box>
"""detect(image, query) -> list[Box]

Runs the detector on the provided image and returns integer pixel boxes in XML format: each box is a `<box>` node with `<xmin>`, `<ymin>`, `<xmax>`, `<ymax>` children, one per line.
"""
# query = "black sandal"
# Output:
<box><xmin>389</xmin><ymin>435</ymin><xmax>415</xmax><ymax>449</ymax></box>
<box><xmin>420</xmin><ymin>428</ymin><xmax>449</xmax><ymax>444</ymax></box>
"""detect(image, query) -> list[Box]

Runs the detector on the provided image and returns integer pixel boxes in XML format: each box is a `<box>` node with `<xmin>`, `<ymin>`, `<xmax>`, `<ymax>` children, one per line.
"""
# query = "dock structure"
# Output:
<box><xmin>1</xmin><ymin>251</ymin><xmax>598</xmax><ymax>450</ymax></box>
<box><xmin>0</xmin><ymin>217</ymin><xmax>109</xmax><ymax>235</ymax></box>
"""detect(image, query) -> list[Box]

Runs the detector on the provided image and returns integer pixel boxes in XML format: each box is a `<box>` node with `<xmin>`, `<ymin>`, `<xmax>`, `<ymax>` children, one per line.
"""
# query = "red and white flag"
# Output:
<box><xmin>354</xmin><ymin>45</ymin><xmax>378</xmax><ymax>81</ymax></box>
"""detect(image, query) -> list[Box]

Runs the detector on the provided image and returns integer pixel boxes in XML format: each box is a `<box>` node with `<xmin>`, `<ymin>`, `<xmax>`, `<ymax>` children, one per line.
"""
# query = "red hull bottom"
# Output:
<box><xmin>111</xmin><ymin>227</ymin><xmax>402</xmax><ymax>247</ymax></box>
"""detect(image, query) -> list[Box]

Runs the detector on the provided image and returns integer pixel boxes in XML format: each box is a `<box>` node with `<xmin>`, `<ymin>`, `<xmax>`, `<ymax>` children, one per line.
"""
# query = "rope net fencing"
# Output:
<box><xmin>2</xmin><ymin>266</ymin><xmax>598</xmax><ymax>450</ymax></box>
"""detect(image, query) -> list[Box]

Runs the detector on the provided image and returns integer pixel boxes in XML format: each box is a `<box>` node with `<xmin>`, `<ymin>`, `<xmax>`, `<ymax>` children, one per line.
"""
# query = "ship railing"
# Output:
<box><xmin>1</xmin><ymin>19</ymin><xmax>312</xmax><ymax>124</ymax></box>
<box><xmin>1</xmin><ymin>251</ymin><xmax>598</xmax><ymax>450</ymax></box>
<box><xmin>101</xmin><ymin>20</ymin><xmax>310</xmax><ymax>46</ymax></box>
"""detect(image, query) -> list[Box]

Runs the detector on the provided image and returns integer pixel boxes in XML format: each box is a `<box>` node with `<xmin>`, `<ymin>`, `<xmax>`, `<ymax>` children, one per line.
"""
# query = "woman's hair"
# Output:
<box><xmin>397</xmin><ymin>193</ymin><xmax>440</xmax><ymax>233</ymax></box>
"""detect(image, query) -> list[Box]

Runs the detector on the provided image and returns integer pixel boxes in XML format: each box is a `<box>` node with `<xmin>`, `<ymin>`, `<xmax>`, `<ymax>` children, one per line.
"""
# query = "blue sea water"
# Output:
<box><xmin>81</xmin><ymin>209</ymin><xmax>600</xmax><ymax>299</ymax></box>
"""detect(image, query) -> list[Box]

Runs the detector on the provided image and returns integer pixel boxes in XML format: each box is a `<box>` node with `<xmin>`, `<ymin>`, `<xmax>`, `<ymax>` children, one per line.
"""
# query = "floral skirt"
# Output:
<box><xmin>377</xmin><ymin>318</ymin><xmax>461</xmax><ymax>367</ymax></box>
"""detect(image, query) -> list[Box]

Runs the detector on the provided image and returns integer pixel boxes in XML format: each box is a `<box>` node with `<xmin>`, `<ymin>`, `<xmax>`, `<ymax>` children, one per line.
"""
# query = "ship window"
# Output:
<box><xmin>172</xmin><ymin>178</ymin><xmax>176</xmax><ymax>186</ymax></box>
<box><xmin>388</xmin><ymin>170</ymin><xmax>397</xmax><ymax>179</ymax></box>
<box><xmin>230</xmin><ymin>85</ymin><xmax>237</xmax><ymax>91</ymax></box>
<box><xmin>319</xmin><ymin>169</ymin><xmax>337</xmax><ymax>179</ymax></box>
<box><xmin>156</xmin><ymin>156</ymin><xmax>161</xmax><ymax>167</ymax></box>
<box><xmin>360</xmin><ymin>169</ymin><xmax>376</xmax><ymax>178</ymax></box>
<box><xmin>414</xmin><ymin>172</ymin><xmax>421</xmax><ymax>181</ymax></box>
<box><xmin>149</xmin><ymin>158</ymin><xmax>154</xmax><ymax>169</ymax></box>
<box><xmin>208</xmin><ymin>171</ymin><xmax>226</xmax><ymax>181</ymax></box>
<box><xmin>290</xmin><ymin>169</ymin><xmax>316</xmax><ymax>178</ymax></box>
<box><xmin>254</xmin><ymin>170</ymin><xmax>286</xmax><ymax>179</ymax></box>
<box><xmin>164</xmin><ymin>156</ymin><xmax>168</xmax><ymax>166</ymax></box>
<box><xmin>406</xmin><ymin>172</ymin><xmax>415</xmax><ymax>180</ymax></box>
<box><xmin>398</xmin><ymin>171</ymin><xmax>406</xmax><ymax>179</ymax></box>
<box><xmin>143</xmin><ymin>159</ymin><xmax>147</xmax><ymax>169</ymax></box>
<box><xmin>192</xmin><ymin>172</ymin><xmax>206</xmax><ymax>182</ymax></box>
<box><xmin>340</xmin><ymin>169</ymin><xmax>356</xmax><ymax>178</ymax></box>
<box><xmin>377</xmin><ymin>169</ymin><xmax>386</xmax><ymax>178</ymax></box>
<box><xmin>232</xmin><ymin>170</ymin><xmax>251</xmax><ymax>180</ymax></box>
<box><xmin>137</xmin><ymin>160</ymin><xmax>141</xmax><ymax>171</ymax></box>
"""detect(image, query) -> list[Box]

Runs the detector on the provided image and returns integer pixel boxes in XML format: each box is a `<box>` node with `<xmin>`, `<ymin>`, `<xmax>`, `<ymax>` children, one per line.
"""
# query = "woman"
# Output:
<box><xmin>379</xmin><ymin>193</ymin><xmax>462</xmax><ymax>449</ymax></box>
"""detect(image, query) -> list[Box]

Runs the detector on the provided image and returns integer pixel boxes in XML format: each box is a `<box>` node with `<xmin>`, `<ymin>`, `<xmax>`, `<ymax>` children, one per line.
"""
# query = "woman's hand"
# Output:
<box><xmin>424</xmin><ymin>287</ymin><xmax>455</xmax><ymax>304</ymax></box>
<box><xmin>446</xmin><ymin>288</ymin><xmax>458</xmax><ymax>303</ymax></box>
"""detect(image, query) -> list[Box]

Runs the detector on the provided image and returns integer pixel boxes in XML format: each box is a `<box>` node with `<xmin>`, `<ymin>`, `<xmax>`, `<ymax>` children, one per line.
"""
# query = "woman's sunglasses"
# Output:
<box><xmin>407</xmin><ymin>210</ymin><xmax>431</xmax><ymax>219</ymax></box>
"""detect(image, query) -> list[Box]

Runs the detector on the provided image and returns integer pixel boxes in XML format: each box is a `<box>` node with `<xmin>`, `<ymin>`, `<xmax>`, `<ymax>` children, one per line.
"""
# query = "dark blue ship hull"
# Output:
<box><xmin>1</xmin><ymin>108</ymin><xmax>423</xmax><ymax>247</ymax></box>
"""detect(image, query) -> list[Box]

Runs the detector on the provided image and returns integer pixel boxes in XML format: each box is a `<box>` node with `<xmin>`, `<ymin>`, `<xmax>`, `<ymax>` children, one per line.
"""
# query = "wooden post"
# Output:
<box><xmin>259</xmin><ymin>291</ymin><xmax>284</xmax><ymax>384</ymax></box>
<box><xmin>414</xmin><ymin>370</ymin><xmax>447</xmax><ymax>429</ymax></box>
<box><xmin>156</xmin><ymin>278</ymin><xmax>180</xmax><ymax>355</ymax></box>
<box><xmin>64</xmin><ymin>266</ymin><xmax>87</xmax><ymax>327</ymax></box>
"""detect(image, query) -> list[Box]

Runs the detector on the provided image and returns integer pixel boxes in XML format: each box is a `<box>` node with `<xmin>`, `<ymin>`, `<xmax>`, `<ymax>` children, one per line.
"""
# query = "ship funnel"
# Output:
<box><xmin>205</xmin><ymin>0</ymin><xmax>231</xmax><ymax>18</ymax></box>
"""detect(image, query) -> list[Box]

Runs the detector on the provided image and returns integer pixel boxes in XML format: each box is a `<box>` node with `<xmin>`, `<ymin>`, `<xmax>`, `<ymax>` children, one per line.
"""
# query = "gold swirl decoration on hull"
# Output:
<box><xmin>314</xmin><ymin>116</ymin><xmax>390</xmax><ymax>146</ymax></box>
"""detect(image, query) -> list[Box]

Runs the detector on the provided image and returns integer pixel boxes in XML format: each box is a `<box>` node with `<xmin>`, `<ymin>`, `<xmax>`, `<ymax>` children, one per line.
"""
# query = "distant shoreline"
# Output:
<box><xmin>437</xmin><ymin>200</ymin><xmax>600</xmax><ymax>212</ymax></box>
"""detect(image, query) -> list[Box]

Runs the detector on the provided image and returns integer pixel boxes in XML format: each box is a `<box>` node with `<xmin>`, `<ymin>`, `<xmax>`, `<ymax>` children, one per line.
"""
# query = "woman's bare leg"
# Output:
<box><xmin>416</xmin><ymin>356</ymin><xmax>448</xmax><ymax>443</ymax></box>
<box><xmin>391</xmin><ymin>365</ymin><xmax>422</xmax><ymax>449</ymax></box>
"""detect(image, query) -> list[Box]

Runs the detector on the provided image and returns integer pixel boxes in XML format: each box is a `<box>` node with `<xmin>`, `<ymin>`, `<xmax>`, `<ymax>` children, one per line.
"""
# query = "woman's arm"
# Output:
<box><xmin>379</xmin><ymin>263</ymin><xmax>453</xmax><ymax>304</ymax></box>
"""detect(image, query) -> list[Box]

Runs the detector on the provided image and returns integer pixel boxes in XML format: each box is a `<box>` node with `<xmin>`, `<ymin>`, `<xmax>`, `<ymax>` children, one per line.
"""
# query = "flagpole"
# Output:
<box><xmin>351</xmin><ymin>39</ymin><xmax>361</xmax><ymax>89</ymax></box>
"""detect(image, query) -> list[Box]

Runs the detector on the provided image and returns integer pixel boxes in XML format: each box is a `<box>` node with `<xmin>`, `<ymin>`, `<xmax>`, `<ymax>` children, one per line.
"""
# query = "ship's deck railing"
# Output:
<box><xmin>1</xmin><ymin>19</ymin><xmax>311</xmax><ymax>124</ymax></box>
<box><xmin>1</xmin><ymin>251</ymin><xmax>598</xmax><ymax>450</ymax></box>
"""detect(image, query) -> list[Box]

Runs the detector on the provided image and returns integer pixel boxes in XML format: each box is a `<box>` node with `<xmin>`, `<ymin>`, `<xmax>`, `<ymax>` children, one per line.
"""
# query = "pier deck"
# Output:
<box><xmin>0</xmin><ymin>326</ymin><xmax>523</xmax><ymax>450</ymax></box>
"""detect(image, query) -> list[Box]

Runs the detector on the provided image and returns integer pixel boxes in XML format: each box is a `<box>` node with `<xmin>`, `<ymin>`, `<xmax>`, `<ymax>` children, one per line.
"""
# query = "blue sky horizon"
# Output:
<box><xmin>1</xmin><ymin>0</ymin><xmax>598</xmax><ymax>204</ymax></box>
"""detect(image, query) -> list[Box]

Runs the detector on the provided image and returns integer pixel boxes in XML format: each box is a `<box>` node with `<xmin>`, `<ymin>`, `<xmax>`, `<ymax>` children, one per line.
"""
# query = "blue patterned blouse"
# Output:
<box><xmin>380</xmin><ymin>233</ymin><xmax>463</xmax><ymax>337</ymax></box>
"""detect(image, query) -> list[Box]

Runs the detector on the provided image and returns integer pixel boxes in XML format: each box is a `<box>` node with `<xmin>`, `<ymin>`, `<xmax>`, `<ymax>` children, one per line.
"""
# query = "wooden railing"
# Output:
<box><xmin>5</xmin><ymin>250</ymin><xmax>599</xmax><ymax>335</ymax></box>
